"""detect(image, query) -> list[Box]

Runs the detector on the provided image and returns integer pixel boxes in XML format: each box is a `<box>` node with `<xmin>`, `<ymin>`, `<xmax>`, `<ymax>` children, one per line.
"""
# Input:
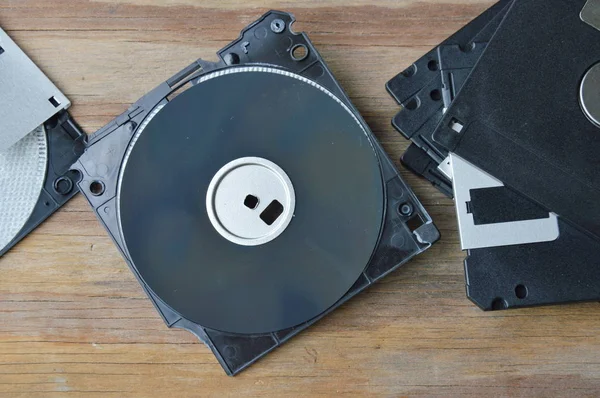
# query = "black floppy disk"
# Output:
<box><xmin>433</xmin><ymin>0</ymin><xmax>600</xmax><ymax>241</ymax></box>
<box><xmin>387</xmin><ymin>0</ymin><xmax>600</xmax><ymax>310</ymax></box>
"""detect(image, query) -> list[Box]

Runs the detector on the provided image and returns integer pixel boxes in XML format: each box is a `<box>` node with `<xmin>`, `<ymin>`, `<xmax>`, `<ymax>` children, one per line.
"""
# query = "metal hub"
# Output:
<box><xmin>206</xmin><ymin>157</ymin><xmax>295</xmax><ymax>246</ymax></box>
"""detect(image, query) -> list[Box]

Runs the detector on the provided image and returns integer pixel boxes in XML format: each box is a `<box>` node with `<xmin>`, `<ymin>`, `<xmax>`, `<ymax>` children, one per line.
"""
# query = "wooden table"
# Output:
<box><xmin>1</xmin><ymin>1</ymin><xmax>598</xmax><ymax>396</ymax></box>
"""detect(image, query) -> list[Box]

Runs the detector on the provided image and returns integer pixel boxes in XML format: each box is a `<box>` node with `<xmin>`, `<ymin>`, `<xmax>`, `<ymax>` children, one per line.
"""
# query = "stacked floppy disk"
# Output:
<box><xmin>387</xmin><ymin>0</ymin><xmax>600</xmax><ymax>310</ymax></box>
<box><xmin>0</xmin><ymin>28</ymin><xmax>85</xmax><ymax>257</ymax></box>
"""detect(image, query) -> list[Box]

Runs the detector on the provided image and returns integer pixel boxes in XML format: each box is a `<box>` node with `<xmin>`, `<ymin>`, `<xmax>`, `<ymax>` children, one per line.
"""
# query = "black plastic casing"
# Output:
<box><xmin>72</xmin><ymin>11</ymin><xmax>439</xmax><ymax>375</ymax></box>
<box><xmin>1</xmin><ymin>111</ymin><xmax>86</xmax><ymax>257</ymax></box>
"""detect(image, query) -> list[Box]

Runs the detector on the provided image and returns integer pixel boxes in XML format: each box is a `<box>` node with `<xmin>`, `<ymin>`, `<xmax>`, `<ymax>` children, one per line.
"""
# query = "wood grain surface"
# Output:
<box><xmin>0</xmin><ymin>0</ymin><xmax>599</xmax><ymax>396</ymax></box>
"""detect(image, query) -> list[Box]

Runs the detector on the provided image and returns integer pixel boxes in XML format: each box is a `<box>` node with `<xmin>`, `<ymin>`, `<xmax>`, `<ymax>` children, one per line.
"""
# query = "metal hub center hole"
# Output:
<box><xmin>244</xmin><ymin>194</ymin><xmax>259</xmax><ymax>210</ymax></box>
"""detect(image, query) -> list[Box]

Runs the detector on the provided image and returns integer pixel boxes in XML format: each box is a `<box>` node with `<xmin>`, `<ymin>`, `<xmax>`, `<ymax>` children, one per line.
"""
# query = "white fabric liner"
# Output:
<box><xmin>0</xmin><ymin>125</ymin><xmax>47</xmax><ymax>252</ymax></box>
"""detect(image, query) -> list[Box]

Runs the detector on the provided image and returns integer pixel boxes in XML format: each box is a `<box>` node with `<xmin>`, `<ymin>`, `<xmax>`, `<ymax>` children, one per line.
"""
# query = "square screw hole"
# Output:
<box><xmin>244</xmin><ymin>194</ymin><xmax>259</xmax><ymax>210</ymax></box>
<box><xmin>407</xmin><ymin>215</ymin><xmax>425</xmax><ymax>232</ymax></box>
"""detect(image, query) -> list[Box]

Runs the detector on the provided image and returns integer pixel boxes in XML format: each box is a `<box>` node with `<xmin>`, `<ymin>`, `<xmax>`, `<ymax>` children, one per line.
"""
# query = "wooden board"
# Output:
<box><xmin>0</xmin><ymin>1</ymin><xmax>599</xmax><ymax>396</ymax></box>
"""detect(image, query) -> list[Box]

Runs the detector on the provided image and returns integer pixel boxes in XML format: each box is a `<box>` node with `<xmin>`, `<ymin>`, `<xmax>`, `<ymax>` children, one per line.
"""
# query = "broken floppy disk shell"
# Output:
<box><xmin>387</xmin><ymin>0</ymin><xmax>600</xmax><ymax>311</ymax></box>
<box><xmin>72</xmin><ymin>11</ymin><xmax>439</xmax><ymax>375</ymax></box>
<box><xmin>0</xmin><ymin>28</ymin><xmax>86</xmax><ymax>257</ymax></box>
